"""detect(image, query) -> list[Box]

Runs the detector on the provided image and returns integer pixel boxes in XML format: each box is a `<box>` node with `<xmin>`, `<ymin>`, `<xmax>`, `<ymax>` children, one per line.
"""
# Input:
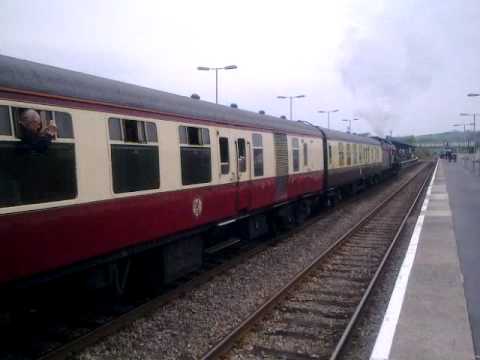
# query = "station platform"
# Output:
<box><xmin>370</xmin><ymin>159</ymin><xmax>477</xmax><ymax>360</ymax></box>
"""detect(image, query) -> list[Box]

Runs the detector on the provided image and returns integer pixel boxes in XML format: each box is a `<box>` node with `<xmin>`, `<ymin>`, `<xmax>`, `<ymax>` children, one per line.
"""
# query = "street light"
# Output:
<box><xmin>317</xmin><ymin>109</ymin><xmax>339</xmax><ymax>129</ymax></box>
<box><xmin>277</xmin><ymin>94</ymin><xmax>306</xmax><ymax>121</ymax></box>
<box><xmin>460</xmin><ymin>113</ymin><xmax>478</xmax><ymax>134</ymax></box>
<box><xmin>453</xmin><ymin>123</ymin><xmax>474</xmax><ymax>149</ymax></box>
<box><xmin>465</xmin><ymin>94</ymin><xmax>480</xmax><ymax>150</ymax></box>
<box><xmin>342</xmin><ymin>118</ymin><xmax>359</xmax><ymax>133</ymax></box>
<box><xmin>197</xmin><ymin>65</ymin><xmax>238</xmax><ymax>104</ymax></box>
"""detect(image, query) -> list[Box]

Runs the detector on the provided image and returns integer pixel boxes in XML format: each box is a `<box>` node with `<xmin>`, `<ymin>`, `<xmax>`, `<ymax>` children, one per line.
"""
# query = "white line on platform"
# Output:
<box><xmin>369</xmin><ymin>160</ymin><xmax>439</xmax><ymax>360</ymax></box>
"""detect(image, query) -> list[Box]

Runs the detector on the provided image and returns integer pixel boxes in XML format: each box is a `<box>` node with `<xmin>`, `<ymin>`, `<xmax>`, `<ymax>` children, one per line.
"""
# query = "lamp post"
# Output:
<box><xmin>460</xmin><ymin>113</ymin><xmax>478</xmax><ymax>149</ymax></box>
<box><xmin>342</xmin><ymin>118</ymin><xmax>359</xmax><ymax>133</ymax></box>
<box><xmin>277</xmin><ymin>94</ymin><xmax>306</xmax><ymax>121</ymax></box>
<box><xmin>317</xmin><ymin>109</ymin><xmax>339</xmax><ymax>129</ymax></box>
<box><xmin>197</xmin><ymin>65</ymin><xmax>238</xmax><ymax>104</ymax></box>
<box><xmin>466</xmin><ymin>93</ymin><xmax>480</xmax><ymax>150</ymax></box>
<box><xmin>453</xmin><ymin>123</ymin><xmax>474</xmax><ymax>150</ymax></box>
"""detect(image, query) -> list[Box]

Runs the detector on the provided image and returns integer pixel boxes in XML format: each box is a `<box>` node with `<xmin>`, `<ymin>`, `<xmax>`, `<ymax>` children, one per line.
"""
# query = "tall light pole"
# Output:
<box><xmin>342</xmin><ymin>118</ymin><xmax>359</xmax><ymax>133</ymax></box>
<box><xmin>460</xmin><ymin>112</ymin><xmax>478</xmax><ymax>137</ymax></box>
<box><xmin>277</xmin><ymin>94</ymin><xmax>306</xmax><ymax>120</ymax></box>
<box><xmin>317</xmin><ymin>109</ymin><xmax>339</xmax><ymax>129</ymax></box>
<box><xmin>197</xmin><ymin>65</ymin><xmax>238</xmax><ymax>104</ymax></box>
<box><xmin>453</xmin><ymin>123</ymin><xmax>473</xmax><ymax>149</ymax></box>
<box><xmin>466</xmin><ymin>92</ymin><xmax>480</xmax><ymax>150</ymax></box>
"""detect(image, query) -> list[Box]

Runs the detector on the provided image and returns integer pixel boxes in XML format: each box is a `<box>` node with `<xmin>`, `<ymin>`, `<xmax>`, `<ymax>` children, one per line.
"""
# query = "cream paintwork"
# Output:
<box><xmin>327</xmin><ymin>139</ymin><xmax>383</xmax><ymax>170</ymax></box>
<box><xmin>286</xmin><ymin>134</ymin><xmax>323</xmax><ymax>174</ymax></box>
<box><xmin>0</xmin><ymin>99</ymin><xmax>325</xmax><ymax>215</ymax></box>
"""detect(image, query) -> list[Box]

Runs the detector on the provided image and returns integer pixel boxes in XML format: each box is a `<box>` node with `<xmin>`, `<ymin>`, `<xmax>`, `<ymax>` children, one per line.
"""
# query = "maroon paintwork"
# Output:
<box><xmin>0</xmin><ymin>171</ymin><xmax>324</xmax><ymax>286</ymax></box>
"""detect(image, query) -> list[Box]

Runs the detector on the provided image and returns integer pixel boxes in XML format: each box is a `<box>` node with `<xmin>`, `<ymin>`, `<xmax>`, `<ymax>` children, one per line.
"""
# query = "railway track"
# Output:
<box><xmin>0</xmin><ymin>163</ymin><xmax>426</xmax><ymax>360</ymax></box>
<box><xmin>0</xmin><ymin>182</ymin><xmax>366</xmax><ymax>360</ymax></box>
<box><xmin>200</xmin><ymin>162</ymin><xmax>433</xmax><ymax>360</ymax></box>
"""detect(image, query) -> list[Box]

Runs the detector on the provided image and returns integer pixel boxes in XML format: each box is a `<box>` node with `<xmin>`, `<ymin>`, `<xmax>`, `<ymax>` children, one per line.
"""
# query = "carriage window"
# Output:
<box><xmin>219</xmin><ymin>137</ymin><xmax>230</xmax><ymax>175</ymax></box>
<box><xmin>179</xmin><ymin>126</ymin><xmax>211</xmax><ymax>185</ymax></box>
<box><xmin>346</xmin><ymin>143</ymin><xmax>351</xmax><ymax>165</ymax></box>
<box><xmin>0</xmin><ymin>106</ymin><xmax>12</xmax><ymax>135</ymax></box>
<box><xmin>353</xmin><ymin>144</ymin><xmax>357</xmax><ymax>165</ymax></box>
<box><xmin>303</xmin><ymin>142</ymin><xmax>308</xmax><ymax>166</ymax></box>
<box><xmin>237</xmin><ymin>138</ymin><xmax>247</xmax><ymax>173</ymax></box>
<box><xmin>11</xmin><ymin>107</ymin><xmax>52</xmax><ymax>139</ymax></box>
<box><xmin>109</xmin><ymin>118</ymin><xmax>123</xmax><ymax>140</ymax></box>
<box><xmin>328</xmin><ymin>144</ymin><xmax>332</xmax><ymax>165</ymax></box>
<box><xmin>108</xmin><ymin>117</ymin><xmax>156</xmax><ymax>144</ymax></box>
<box><xmin>339</xmin><ymin>142</ymin><xmax>345</xmax><ymax>166</ymax></box>
<box><xmin>124</xmin><ymin>119</ymin><xmax>145</xmax><ymax>143</ymax></box>
<box><xmin>146</xmin><ymin>122</ymin><xmax>158</xmax><ymax>142</ymax></box>
<box><xmin>109</xmin><ymin>117</ymin><xmax>159</xmax><ymax>193</ymax></box>
<box><xmin>54</xmin><ymin>112</ymin><xmax>74</xmax><ymax>138</ymax></box>
<box><xmin>1</xmin><ymin>107</ymin><xmax>77</xmax><ymax>207</ymax></box>
<box><xmin>292</xmin><ymin>137</ymin><xmax>300</xmax><ymax>172</ymax></box>
<box><xmin>252</xmin><ymin>133</ymin><xmax>264</xmax><ymax>176</ymax></box>
<box><xmin>179</xmin><ymin>126</ymin><xmax>210</xmax><ymax>146</ymax></box>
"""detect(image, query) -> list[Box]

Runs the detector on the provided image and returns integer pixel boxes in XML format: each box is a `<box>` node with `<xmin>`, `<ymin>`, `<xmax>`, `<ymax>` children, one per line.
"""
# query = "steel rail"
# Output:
<box><xmin>36</xmin><ymin>166</ymin><xmax>385</xmax><ymax>360</ymax></box>
<box><xmin>200</xmin><ymin>162</ymin><xmax>432</xmax><ymax>360</ymax></box>
<box><xmin>328</xmin><ymin>161</ymin><xmax>432</xmax><ymax>360</ymax></box>
<box><xmin>35</xmin><ymin>163</ymin><xmax>425</xmax><ymax>360</ymax></box>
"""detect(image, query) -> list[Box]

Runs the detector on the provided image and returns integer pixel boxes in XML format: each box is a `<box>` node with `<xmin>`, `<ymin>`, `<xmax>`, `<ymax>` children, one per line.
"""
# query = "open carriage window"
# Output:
<box><xmin>0</xmin><ymin>106</ymin><xmax>77</xmax><ymax>208</ymax></box>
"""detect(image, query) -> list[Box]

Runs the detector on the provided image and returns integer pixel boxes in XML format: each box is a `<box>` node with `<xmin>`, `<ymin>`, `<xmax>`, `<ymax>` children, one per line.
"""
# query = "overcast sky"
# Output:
<box><xmin>1</xmin><ymin>0</ymin><xmax>479</xmax><ymax>136</ymax></box>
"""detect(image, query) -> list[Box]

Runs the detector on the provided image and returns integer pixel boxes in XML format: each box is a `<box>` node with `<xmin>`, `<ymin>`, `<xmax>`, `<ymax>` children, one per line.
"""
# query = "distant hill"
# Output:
<box><xmin>393</xmin><ymin>131</ymin><xmax>479</xmax><ymax>147</ymax></box>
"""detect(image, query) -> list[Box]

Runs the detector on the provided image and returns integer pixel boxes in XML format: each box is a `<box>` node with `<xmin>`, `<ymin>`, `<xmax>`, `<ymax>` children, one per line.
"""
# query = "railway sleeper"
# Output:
<box><xmin>253</xmin><ymin>345</ymin><xmax>329</xmax><ymax>360</ymax></box>
<box><xmin>341</xmin><ymin>244</ymin><xmax>385</xmax><ymax>251</ymax></box>
<box><xmin>279</xmin><ymin>305</ymin><xmax>351</xmax><ymax>320</ymax></box>
<box><xmin>307</xmin><ymin>288</ymin><xmax>362</xmax><ymax>298</ymax></box>
<box><xmin>317</xmin><ymin>273</ymin><xmax>371</xmax><ymax>283</ymax></box>
<box><xmin>295</xmin><ymin>296</ymin><xmax>358</xmax><ymax>308</ymax></box>
<box><xmin>283</xmin><ymin>317</ymin><xmax>347</xmax><ymax>331</ymax></box>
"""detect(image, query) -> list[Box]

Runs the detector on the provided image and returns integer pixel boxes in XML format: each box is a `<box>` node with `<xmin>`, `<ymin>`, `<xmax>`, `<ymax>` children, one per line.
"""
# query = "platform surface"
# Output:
<box><xmin>371</xmin><ymin>160</ymin><xmax>476</xmax><ymax>360</ymax></box>
<box><xmin>445</xmin><ymin>159</ymin><xmax>480</xmax><ymax>356</ymax></box>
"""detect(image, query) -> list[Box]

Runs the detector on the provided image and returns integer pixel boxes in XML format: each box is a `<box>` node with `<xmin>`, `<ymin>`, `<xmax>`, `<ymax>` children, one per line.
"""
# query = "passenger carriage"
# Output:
<box><xmin>0</xmin><ymin>55</ymin><xmax>391</xmax><ymax>295</ymax></box>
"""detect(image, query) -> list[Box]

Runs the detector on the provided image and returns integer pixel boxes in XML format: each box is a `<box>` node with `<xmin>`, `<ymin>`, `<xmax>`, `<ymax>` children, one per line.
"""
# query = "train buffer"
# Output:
<box><xmin>370</xmin><ymin>159</ymin><xmax>477</xmax><ymax>360</ymax></box>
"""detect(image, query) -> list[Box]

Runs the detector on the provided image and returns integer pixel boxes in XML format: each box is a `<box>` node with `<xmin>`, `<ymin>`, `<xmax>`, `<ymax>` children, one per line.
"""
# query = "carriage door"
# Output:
<box><xmin>274</xmin><ymin>133</ymin><xmax>289</xmax><ymax>201</ymax></box>
<box><xmin>235</xmin><ymin>137</ymin><xmax>251</xmax><ymax>211</ymax></box>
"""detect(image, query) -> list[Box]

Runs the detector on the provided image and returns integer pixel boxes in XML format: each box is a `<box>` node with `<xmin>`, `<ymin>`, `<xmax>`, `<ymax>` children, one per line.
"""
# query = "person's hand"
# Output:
<box><xmin>41</xmin><ymin>124</ymin><xmax>58</xmax><ymax>138</ymax></box>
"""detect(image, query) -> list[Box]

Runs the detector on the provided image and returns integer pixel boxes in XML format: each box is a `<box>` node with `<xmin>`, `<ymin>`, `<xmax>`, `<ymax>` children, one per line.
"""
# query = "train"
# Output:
<box><xmin>0</xmin><ymin>55</ymin><xmax>399</xmax><ymax>297</ymax></box>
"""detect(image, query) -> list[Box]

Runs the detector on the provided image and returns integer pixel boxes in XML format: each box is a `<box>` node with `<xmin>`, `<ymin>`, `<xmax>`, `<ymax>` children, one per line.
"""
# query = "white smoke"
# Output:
<box><xmin>339</xmin><ymin>4</ymin><xmax>438</xmax><ymax>136</ymax></box>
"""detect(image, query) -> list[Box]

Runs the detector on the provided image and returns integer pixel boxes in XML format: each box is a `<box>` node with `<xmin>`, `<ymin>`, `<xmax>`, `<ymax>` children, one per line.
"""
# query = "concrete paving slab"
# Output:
<box><xmin>429</xmin><ymin>193</ymin><xmax>449</xmax><ymax>200</ymax></box>
<box><xmin>444</xmin><ymin>159</ymin><xmax>480</xmax><ymax>356</ymax></box>
<box><xmin>372</xmin><ymin>161</ymin><xmax>475</xmax><ymax>360</ymax></box>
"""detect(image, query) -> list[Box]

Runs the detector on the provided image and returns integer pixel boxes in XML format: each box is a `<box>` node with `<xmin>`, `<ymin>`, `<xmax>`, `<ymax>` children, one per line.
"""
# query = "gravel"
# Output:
<box><xmin>338</xmin><ymin>169</ymin><xmax>429</xmax><ymax>360</ymax></box>
<box><xmin>77</xmin><ymin>164</ymin><xmax>427</xmax><ymax>360</ymax></box>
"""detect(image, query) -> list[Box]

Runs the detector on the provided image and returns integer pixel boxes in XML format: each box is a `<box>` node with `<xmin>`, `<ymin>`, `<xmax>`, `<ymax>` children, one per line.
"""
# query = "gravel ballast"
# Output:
<box><xmin>77</xmin><ymin>164</ymin><xmax>427</xmax><ymax>360</ymax></box>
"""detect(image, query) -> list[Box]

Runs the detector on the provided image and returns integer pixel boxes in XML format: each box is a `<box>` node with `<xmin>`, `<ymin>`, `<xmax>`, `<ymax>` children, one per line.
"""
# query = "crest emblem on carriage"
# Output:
<box><xmin>192</xmin><ymin>197</ymin><xmax>203</xmax><ymax>217</ymax></box>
